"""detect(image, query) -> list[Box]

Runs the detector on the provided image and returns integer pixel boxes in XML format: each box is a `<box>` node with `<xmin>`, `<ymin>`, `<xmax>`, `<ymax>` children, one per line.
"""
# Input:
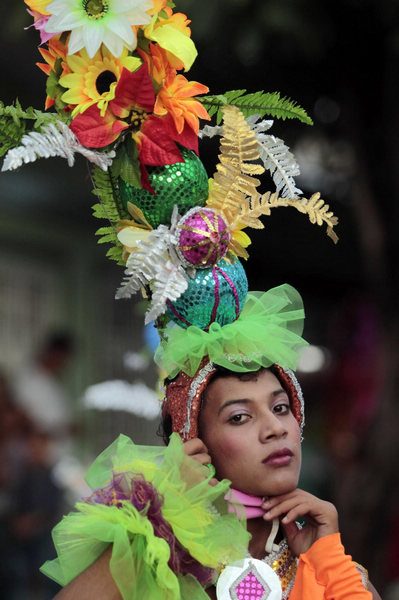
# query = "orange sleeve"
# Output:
<box><xmin>289</xmin><ymin>533</ymin><xmax>372</xmax><ymax>600</ymax></box>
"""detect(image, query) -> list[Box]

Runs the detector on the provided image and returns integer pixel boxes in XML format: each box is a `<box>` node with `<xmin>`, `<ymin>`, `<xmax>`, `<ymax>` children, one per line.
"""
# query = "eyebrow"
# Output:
<box><xmin>217</xmin><ymin>388</ymin><xmax>287</xmax><ymax>415</ymax></box>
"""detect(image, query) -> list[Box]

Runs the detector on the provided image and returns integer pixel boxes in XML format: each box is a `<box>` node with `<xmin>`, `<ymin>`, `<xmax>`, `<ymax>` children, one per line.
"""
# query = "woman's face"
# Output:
<box><xmin>199</xmin><ymin>369</ymin><xmax>302</xmax><ymax>497</ymax></box>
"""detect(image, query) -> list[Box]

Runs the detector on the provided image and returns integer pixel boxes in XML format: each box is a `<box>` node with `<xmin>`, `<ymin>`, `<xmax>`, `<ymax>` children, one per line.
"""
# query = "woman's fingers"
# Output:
<box><xmin>183</xmin><ymin>438</ymin><xmax>212</xmax><ymax>464</ymax></box>
<box><xmin>194</xmin><ymin>452</ymin><xmax>212</xmax><ymax>464</ymax></box>
<box><xmin>262</xmin><ymin>489</ymin><xmax>339</xmax><ymax>541</ymax></box>
<box><xmin>280</xmin><ymin>503</ymin><xmax>310</xmax><ymax>525</ymax></box>
<box><xmin>263</xmin><ymin>495</ymin><xmax>306</xmax><ymax>521</ymax></box>
<box><xmin>183</xmin><ymin>437</ymin><xmax>208</xmax><ymax>455</ymax></box>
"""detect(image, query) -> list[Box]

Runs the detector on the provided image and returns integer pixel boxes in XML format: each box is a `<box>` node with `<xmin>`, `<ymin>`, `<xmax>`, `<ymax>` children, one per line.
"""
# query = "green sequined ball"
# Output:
<box><xmin>119</xmin><ymin>149</ymin><xmax>209</xmax><ymax>228</ymax></box>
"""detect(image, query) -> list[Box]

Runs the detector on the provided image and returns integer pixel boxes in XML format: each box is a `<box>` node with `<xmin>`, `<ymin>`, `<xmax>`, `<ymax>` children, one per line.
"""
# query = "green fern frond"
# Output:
<box><xmin>0</xmin><ymin>114</ymin><xmax>26</xmax><ymax>157</ymax></box>
<box><xmin>0</xmin><ymin>101</ymin><xmax>69</xmax><ymax>128</ymax></box>
<box><xmin>91</xmin><ymin>166</ymin><xmax>129</xmax><ymax>222</ymax></box>
<box><xmin>0</xmin><ymin>101</ymin><xmax>70</xmax><ymax>157</ymax></box>
<box><xmin>91</xmin><ymin>166</ymin><xmax>129</xmax><ymax>264</ymax></box>
<box><xmin>95</xmin><ymin>224</ymin><xmax>123</xmax><ymax>264</ymax></box>
<box><xmin>201</xmin><ymin>90</ymin><xmax>313</xmax><ymax>125</ymax></box>
<box><xmin>95</xmin><ymin>226</ymin><xmax>118</xmax><ymax>244</ymax></box>
<box><xmin>106</xmin><ymin>244</ymin><xmax>124</xmax><ymax>265</ymax></box>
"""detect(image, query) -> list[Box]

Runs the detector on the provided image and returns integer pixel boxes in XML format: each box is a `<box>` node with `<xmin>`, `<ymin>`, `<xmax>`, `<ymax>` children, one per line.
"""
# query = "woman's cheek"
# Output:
<box><xmin>212</xmin><ymin>433</ymin><xmax>248</xmax><ymax>469</ymax></box>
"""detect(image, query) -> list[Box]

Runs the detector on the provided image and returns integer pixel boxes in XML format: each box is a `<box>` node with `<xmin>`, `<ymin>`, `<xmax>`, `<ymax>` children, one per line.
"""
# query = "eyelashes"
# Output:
<box><xmin>227</xmin><ymin>401</ymin><xmax>291</xmax><ymax>424</ymax></box>
<box><xmin>228</xmin><ymin>413</ymin><xmax>250</xmax><ymax>425</ymax></box>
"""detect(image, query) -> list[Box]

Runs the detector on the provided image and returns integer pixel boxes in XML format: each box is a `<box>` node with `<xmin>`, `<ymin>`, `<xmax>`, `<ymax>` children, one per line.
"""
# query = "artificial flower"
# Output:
<box><xmin>24</xmin><ymin>0</ymin><xmax>51</xmax><ymax>14</ymax></box>
<box><xmin>59</xmin><ymin>46</ymin><xmax>141</xmax><ymax>117</ymax></box>
<box><xmin>137</xmin><ymin>42</ymin><xmax>169</xmax><ymax>86</ymax></box>
<box><xmin>44</xmin><ymin>0</ymin><xmax>154</xmax><ymax>58</ymax></box>
<box><xmin>37</xmin><ymin>35</ymin><xmax>70</xmax><ymax>109</ymax></box>
<box><xmin>154</xmin><ymin>69</ymin><xmax>210</xmax><ymax>135</ymax></box>
<box><xmin>25</xmin><ymin>9</ymin><xmax>56</xmax><ymax>45</ymax></box>
<box><xmin>228</xmin><ymin>225</ymin><xmax>252</xmax><ymax>260</ymax></box>
<box><xmin>69</xmin><ymin>100</ymin><xmax>128</xmax><ymax>147</ymax></box>
<box><xmin>117</xmin><ymin>202</ymin><xmax>153</xmax><ymax>260</ymax></box>
<box><xmin>70</xmin><ymin>64</ymin><xmax>199</xmax><ymax>188</ymax></box>
<box><xmin>37</xmin><ymin>35</ymin><xmax>69</xmax><ymax>76</ymax></box>
<box><xmin>69</xmin><ymin>64</ymin><xmax>154</xmax><ymax>148</ymax></box>
<box><xmin>146</xmin><ymin>0</ymin><xmax>167</xmax><ymax>16</ymax></box>
<box><xmin>145</xmin><ymin>7</ymin><xmax>197</xmax><ymax>71</ymax></box>
<box><xmin>117</xmin><ymin>221</ymin><xmax>152</xmax><ymax>260</ymax></box>
<box><xmin>109</xmin><ymin>63</ymin><xmax>156</xmax><ymax>120</ymax></box>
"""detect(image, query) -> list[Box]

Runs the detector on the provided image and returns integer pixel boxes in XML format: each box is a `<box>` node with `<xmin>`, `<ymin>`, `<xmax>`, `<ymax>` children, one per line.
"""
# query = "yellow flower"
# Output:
<box><xmin>229</xmin><ymin>227</ymin><xmax>252</xmax><ymax>260</ymax></box>
<box><xmin>24</xmin><ymin>0</ymin><xmax>51</xmax><ymax>15</ymax></box>
<box><xmin>145</xmin><ymin>7</ymin><xmax>197</xmax><ymax>71</ymax></box>
<box><xmin>59</xmin><ymin>46</ymin><xmax>141</xmax><ymax>117</ymax></box>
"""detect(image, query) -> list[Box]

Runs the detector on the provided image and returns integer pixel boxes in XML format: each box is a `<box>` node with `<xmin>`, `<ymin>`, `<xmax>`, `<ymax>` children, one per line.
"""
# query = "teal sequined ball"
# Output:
<box><xmin>118</xmin><ymin>149</ymin><xmax>209</xmax><ymax>228</ymax></box>
<box><xmin>166</xmin><ymin>258</ymin><xmax>248</xmax><ymax>330</ymax></box>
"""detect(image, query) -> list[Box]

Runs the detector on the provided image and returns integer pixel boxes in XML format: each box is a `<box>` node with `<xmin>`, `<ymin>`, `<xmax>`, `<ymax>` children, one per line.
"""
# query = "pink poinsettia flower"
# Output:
<box><xmin>25</xmin><ymin>9</ymin><xmax>59</xmax><ymax>45</ymax></box>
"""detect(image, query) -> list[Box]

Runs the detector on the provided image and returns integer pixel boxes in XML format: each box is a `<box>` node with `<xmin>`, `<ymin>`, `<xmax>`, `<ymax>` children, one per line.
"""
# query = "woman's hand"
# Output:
<box><xmin>183</xmin><ymin>438</ymin><xmax>218</xmax><ymax>486</ymax></box>
<box><xmin>183</xmin><ymin>437</ymin><xmax>212</xmax><ymax>464</ymax></box>
<box><xmin>262</xmin><ymin>488</ymin><xmax>339</xmax><ymax>556</ymax></box>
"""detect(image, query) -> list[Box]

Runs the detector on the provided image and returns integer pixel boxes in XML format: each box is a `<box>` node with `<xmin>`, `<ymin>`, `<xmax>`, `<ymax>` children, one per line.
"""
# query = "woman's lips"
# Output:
<box><xmin>263</xmin><ymin>448</ymin><xmax>293</xmax><ymax>467</ymax></box>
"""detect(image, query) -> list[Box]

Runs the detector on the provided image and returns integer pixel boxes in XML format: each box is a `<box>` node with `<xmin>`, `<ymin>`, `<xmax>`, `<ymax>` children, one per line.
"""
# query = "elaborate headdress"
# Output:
<box><xmin>1</xmin><ymin>1</ymin><xmax>338</xmax><ymax>429</ymax></box>
<box><xmin>1</xmin><ymin>4</ymin><xmax>343</xmax><ymax>600</ymax></box>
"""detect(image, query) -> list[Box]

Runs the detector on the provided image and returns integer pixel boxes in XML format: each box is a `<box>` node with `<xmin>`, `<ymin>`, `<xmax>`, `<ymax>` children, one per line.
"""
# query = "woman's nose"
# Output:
<box><xmin>259</xmin><ymin>412</ymin><xmax>287</xmax><ymax>441</ymax></box>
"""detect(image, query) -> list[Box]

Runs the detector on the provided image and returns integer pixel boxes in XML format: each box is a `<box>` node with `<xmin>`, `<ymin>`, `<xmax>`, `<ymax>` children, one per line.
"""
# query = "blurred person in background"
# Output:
<box><xmin>11</xmin><ymin>331</ymin><xmax>76</xmax><ymax>465</ymax></box>
<box><xmin>0</xmin><ymin>370</ymin><xmax>63</xmax><ymax>598</ymax></box>
<box><xmin>5</xmin><ymin>428</ymin><xmax>63</xmax><ymax>599</ymax></box>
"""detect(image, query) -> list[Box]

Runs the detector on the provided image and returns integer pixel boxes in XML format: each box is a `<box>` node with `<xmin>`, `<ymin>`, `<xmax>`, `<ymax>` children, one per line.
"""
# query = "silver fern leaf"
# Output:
<box><xmin>199</xmin><ymin>123</ymin><xmax>224</xmax><ymax>139</ymax></box>
<box><xmin>246</xmin><ymin>114</ymin><xmax>274</xmax><ymax>132</ymax></box>
<box><xmin>1</xmin><ymin>121</ymin><xmax>114</xmax><ymax>172</ymax></box>
<box><xmin>200</xmin><ymin>113</ymin><xmax>300</xmax><ymax>198</ymax></box>
<box><xmin>144</xmin><ymin>260</ymin><xmax>188</xmax><ymax>324</ymax></box>
<box><xmin>256</xmin><ymin>132</ymin><xmax>302</xmax><ymax>199</ymax></box>
<box><xmin>115</xmin><ymin>225</ymin><xmax>176</xmax><ymax>300</ymax></box>
<box><xmin>200</xmin><ymin>115</ymin><xmax>273</xmax><ymax>139</ymax></box>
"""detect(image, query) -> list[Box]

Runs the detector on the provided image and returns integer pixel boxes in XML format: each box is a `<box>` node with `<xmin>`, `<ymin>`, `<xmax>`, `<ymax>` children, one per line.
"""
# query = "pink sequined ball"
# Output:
<box><xmin>176</xmin><ymin>207</ymin><xmax>230</xmax><ymax>268</ymax></box>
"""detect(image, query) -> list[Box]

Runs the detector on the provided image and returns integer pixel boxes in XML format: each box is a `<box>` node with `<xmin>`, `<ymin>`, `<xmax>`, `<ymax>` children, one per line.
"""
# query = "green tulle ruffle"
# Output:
<box><xmin>155</xmin><ymin>284</ymin><xmax>308</xmax><ymax>378</ymax></box>
<box><xmin>41</xmin><ymin>433</ymin><xmax>249</xmax><ymax>600</ymax></box>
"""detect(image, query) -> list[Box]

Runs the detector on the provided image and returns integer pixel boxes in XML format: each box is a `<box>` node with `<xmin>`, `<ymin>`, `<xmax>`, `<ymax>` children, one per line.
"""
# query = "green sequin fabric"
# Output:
<box><xmin>118</xmin><ymin>149</ymin><xmax>209</xmax><ymax>228</ymax></box>
<box><xmin>166</xmin><ymin>258</ymin><xmax>248</xmax><ymax>330</ymax></box>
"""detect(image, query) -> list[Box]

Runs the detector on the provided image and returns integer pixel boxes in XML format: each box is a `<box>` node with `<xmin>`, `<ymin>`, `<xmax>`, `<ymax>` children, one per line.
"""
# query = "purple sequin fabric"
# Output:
<box><xmin>87</xmin><ymin>472</ymin><xmax>213</xmax><ymax>585</ymax></box>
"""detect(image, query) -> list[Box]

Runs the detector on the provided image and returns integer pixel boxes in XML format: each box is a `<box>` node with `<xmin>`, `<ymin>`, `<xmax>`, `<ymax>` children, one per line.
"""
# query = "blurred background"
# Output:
<box><xmin>0</xmin><ymin>0</ymin><xmax>398</xmax><ymax>598</ymax></box>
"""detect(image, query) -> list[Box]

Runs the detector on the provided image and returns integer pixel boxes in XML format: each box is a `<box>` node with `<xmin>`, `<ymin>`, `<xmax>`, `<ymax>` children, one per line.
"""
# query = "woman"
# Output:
<box><xmin>45</xmin><ymin>360</ymin><xmax>381</xmax><ymax>599</ymax></box>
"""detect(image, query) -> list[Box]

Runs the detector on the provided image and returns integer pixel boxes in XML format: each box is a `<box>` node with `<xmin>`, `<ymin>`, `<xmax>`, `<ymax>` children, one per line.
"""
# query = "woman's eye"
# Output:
<box><xmin>228</xmin><ymin>414</ymin><xmax>249</xmax><ymax>424</ymax></box>
<box><xmin>273</xmin><ymin>403</ymin><xmax>290</xmax><ymax>414</ymax></box>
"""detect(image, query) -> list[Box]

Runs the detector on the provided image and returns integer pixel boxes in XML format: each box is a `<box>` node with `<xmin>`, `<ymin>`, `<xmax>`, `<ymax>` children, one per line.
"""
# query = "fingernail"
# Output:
<box><xmin>265</xmin><ymin>511</ymin><xmax>271</xmax><ymax>519</ymax></box>
<box><xmin>262</xmin><ymin>500</ymin><xmax>270</xmax><ymax>508</ymax></box>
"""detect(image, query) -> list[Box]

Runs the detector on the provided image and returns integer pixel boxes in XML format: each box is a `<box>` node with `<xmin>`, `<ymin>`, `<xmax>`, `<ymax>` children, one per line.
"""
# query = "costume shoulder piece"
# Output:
<box><xmin>41</xmin><ymin>433</ymin><xmax>250</xmax><ymax>599</ymax></box>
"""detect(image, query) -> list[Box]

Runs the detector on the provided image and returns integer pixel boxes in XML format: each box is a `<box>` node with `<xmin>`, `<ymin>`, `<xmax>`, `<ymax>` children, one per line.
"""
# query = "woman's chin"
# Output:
<box><xmin>235</xmin><ymin>478</ymin><xmax>298</xmax><ymax>498</ymax></box>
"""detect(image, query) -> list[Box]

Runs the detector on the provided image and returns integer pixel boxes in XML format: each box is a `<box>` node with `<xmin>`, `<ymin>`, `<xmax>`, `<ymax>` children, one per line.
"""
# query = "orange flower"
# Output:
<box><xmin>147</xmin><ymin>0</ymin><xmax>168</xmax><ymax>16</ymax></box>
<box><xmin>154</xmin><ymin>70</ymin><xmax>210</xmax><ymax>135</ymax></box>
<box><xmin>37</xmin><ymin>36</ymin><xmax>68</xmax><ymax>76</ymax></box>
<box><xmin>37</xmin><ymin>35</ymin><xmax>70</xmax><ymax>109</ymax></box>
<box><xmin>138</xmin><ymin>43</ymin><xmax>170</xmax><ymax>86</ymax></box>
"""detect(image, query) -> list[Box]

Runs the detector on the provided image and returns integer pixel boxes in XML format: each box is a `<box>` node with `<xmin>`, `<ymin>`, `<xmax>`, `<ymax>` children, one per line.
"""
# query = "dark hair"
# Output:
<box><xmin>158</xmin><ymin>366</ymin><xmax>273</xmax><ymax>445</ymax></box>
<box><xmin>157</xmin><ymin>413</ymin><xmax>173</xmax><ymax>445</ymax></box>
<box><xmin>40</xmin><ymin>331</ymin><xmax>75</xmax><ymax>355</ymax></box>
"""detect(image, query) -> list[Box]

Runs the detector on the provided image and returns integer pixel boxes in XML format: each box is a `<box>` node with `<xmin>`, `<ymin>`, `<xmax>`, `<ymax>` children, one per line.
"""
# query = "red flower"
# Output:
<box><xmin>70</xmin><ymin>64</ymin><xmax>199</xmax><ymax>190</ymax></box>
